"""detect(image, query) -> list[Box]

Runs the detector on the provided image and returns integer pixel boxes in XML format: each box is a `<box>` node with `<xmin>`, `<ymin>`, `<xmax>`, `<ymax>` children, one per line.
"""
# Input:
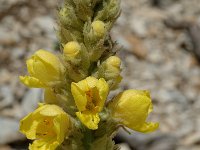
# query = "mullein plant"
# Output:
<box><xmin>19</xmin><ymin>0</ymin><xmax>159</xmax><ymax>149</ymax></box>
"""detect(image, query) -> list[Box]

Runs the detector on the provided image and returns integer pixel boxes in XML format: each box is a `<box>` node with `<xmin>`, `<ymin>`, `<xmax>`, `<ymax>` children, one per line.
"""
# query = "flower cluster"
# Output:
<box><xmin>19</xmin><ymin>0</ymin><xmax>159</xmax><ymax>150</ymax></box>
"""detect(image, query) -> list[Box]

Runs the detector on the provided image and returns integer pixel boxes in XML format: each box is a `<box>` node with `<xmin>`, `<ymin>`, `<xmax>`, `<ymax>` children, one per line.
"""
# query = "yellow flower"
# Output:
<box><xmin>108</xmin><ymin>90</ymin><xmax>159</xmax><ymax>133</ymax></box>
<box><xmin>71</xmin><ymin>76</ymin><xmax>109</xmax><ymax>130</ymax></box>
<box><xmin>64</xmin><ymin>41</ymin><xmax>81</xmax><ymax>57</ymax></box>
<box><xmin>20</xmin><ymin>50</ymin><xmax>65</xmax><ymax>88</ymax></box>
<box><xmin>92</xmin><ymin>20</ymin><xmax>105</xmax><ymax>38</ymax></box>
<box><xmin>20</xmin><ymin>104</ymin><xmax>71</xmax><ymax>150</ymax></box>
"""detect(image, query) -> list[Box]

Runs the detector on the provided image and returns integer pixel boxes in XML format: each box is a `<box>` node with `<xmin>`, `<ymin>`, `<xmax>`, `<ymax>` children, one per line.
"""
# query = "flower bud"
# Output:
<box><xmin>104</xmin><ymin>56</ymin><xmax>122</xmax><ymax>89</ymax></box>
<box><xmin>92</xmin><ymin>20</ymin><xmax>106</xmax><ymax>38</ymax></box>
<box><xmin>106</xmin><ymin>56</ymin><xmax>121</xmax><ymax>68</ymax></box>
<box><xmin>108</xmin><ymin>90</ymin><xmax>159</xmax><ymax>133</ymax></box>
<box><xmin>20</xmin><ymin>50</ymin><xmax>65</xmax><ymax>88</ymax></box>
<box><xmin>64</xmin><ymin>41</ymin><xmax>81</xmax><ymax>57</ymax></box>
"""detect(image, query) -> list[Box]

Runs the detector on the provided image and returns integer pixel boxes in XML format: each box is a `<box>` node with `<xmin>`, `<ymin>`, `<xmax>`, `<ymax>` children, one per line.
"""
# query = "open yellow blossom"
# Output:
<box><xmin>20</xmin><ymin>104</ymin><xmax>71</xmax><ymax>150</ymax></box>
<box><xmin>108</xmin><ymin>90</ymin><xmax>159</xmax><ymax>133</ymax></box>
<box><xmin>71</xmin><ymin>76</ymin><xmax>109</xmax><ymax>130</ymax></box>
<box><xmin>20</xmin><ymin>50</ymin><xmax>65</xmax><ymax>88</ymax></box>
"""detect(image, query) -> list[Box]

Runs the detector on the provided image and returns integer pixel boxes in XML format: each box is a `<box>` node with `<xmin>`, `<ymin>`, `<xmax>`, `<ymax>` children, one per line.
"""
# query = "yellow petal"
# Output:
<box><xmin>20</xmin><ymin>104</ymin><xmax>70</xmax><ymax>150</ymax></box>
<box><xmin>71</xmin><ymin>77</ymin><xmax>109</xmax><ymax>130</ymax></box>
<box><xmin>19</xmin><ymin>76</ymin><xmax>46</xmax><ymax>88</ymax></box>
<box><xmin>114</xmin><ymin>95</ymin><xmax>150</xmax><ymax>126</ymax></box>
<box><xmin>85</xmin><ymin>76</ymin><xmax>98</xmax><ymax>88</ymax></box>
<box><xmin>109</xmin><ymin>89</ymin><xmax>159</xmax><ymax>133</ymax></box>
<box><xmin>39</xmin><ymin>105</ymin><xmax>66</xmax><ymax>117</ymax></box>
<box><xmin>20</xmin><ymin>113</ymin><xmax>40</xmax><ymax>140</ymax></box>
<box><xmin>29</xmin><ymin>141</ymin><xmax>46</xmax><ymax>150</ymax></box>
<box><xmin>53</xmin><ymin>113</ymin><xmax>70</xmax><ymax>143</ymax></box>
<box><xmin>76</xmin><ymin>112</ymin><xmax>100</xmax><ymax>130</ymax></box>
<box><xmin>75</xmin><ymin>79</ymin><xmax>89</xmax><ymax>91</ymax></box>
<box><xmin>33</xmin><ymin>58</ymin><xmax>59</xmax><ymax>83</ymax></box>
<box><xmin>29</xmin><ymin>139</ymin><xmax>59</xmax><ymax>150</ymax></box>
<box><xmin>25</xmin><ymin>49</ymin><xmax>64</xmax><ymax>85</ymax></box>
<box><xmin>35</xmin><ymin>50</ymin><xmax>61</xmax><ymax>71</ymax></box>
<box><xmin>20</xmin><ymin>105</ymin><xmax>47</xmax><ymax>139</ymax></box>
<box><xmin>96</xmin><ymin>78</ymin><xmax>109</xmax><ymax>110</ymax></box>
<box><xmin>71</xmin><ymin>82</ymin><xmax>87</xmax><ymax>111</ymax></box>
<box><xmin>26</xmin><ymin>58</ymin><xmax>35</xmax><ymax>76</ymax></box>
<box><xmin>134</xmin><ymin>122</ymin><xmax>159</xmax><ymax>133</ymax></box>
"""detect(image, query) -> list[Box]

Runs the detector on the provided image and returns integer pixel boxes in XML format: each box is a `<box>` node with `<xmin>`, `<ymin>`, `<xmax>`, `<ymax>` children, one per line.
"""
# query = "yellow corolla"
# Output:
<box><xmin>20</xmin><ymin>50</ymin><xmax>65</xmax><ymax>88</ymax></box>
<box><xmin>108</xmin><ymin>90</ymin><xmax>159</xmax><ymax>133</ymax></box>
<box><xmin>71</xmin><ymin>76</ymin><xmax>109</xmax><ymax>130</ymax></box>
<box><xmin>20</xmin><ymin>104</ymin><xmax>71</xmax><ymax>150</ymax></box>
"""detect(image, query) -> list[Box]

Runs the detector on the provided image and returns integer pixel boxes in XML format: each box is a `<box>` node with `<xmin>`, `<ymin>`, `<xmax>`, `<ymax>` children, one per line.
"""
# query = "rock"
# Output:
<box><xmin>1</xmin><ymin>104</ymin><xmax>24</xmax><ymax>119</ymax></box>
<box><xmin>0</xmin><ymin>145</ymin><xmax>12</xmax><ymax>150</ymax></box>
<box><xmin>177</xmin><ymin>145</ymin><xmax>200</xmax><ymax>150</ymax></box>
<box><xmin>116</xmin><ymin>34</ymin><xmax>147</xmax><ymax>59</ymax></box>
<box><xmin>183</xmin><ymin>132</ymin><xmax>200</xmax><ymax>146</ymax></box>
<box><xmin>29</xmin><ymin>16</ymin><xmax>56</xmax><ymax>40</ymax></box>
<box><xmin>0</xmin><ymin>50</ymin><xmax>11</xmax><ymax>69</ymax></box>
<box><xmin>119</xmin><ymin>143</ymin><xmax>131</xmax><ymax>150</ymax></box>
<box><xmin>116</xmin><ymin>129</ymin><xmax>177</xmax><ymax>150</ymax></box>
<box><xmin>0</xmin><ymin>117</ymin><xmax>24</xmax><ymax>145</ymax></box>
<box><xmin>21</xmin><ymin>88</ymin><xmax>42</xmax><ymax>115</ymax></box>
<box><xmin>0</xmin><ymin>86</ymin><xmax>14</xmax><ymax>109</ymax></box>
<box><xmin>0</xmin><ymin>16</ymin><xmax>21</xmax><ymax>46</ymax></box>
<box><xmin>11</xmin><ymin>47</ymin><xmax>25</xmax><ymax>59</ymax></box>
<box><xmin>151</xmin><ymin>0</ymin><xmax>180</xmax><ymax>7</ymax></box>
<box><xmin>156</xmin><ymin>89</ymin><xmax>187</xmax><ymax>104</ymax></box>
<box><xmin>130</xmin><ymin>17</ymin><xmax>148</xmax><ymax>38</ymax></box>
<box><xmin>147</xmin><ymin>135</ymin><xmax>178</xmax><ymax>150</ymax></box>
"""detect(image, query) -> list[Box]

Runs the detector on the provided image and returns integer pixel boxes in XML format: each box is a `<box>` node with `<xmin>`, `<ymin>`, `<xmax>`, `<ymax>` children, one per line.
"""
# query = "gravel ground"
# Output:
<box><xmin>0</xmin><ymin>0</ymin><xmax>200</xmax><ymax>149</ymax></box>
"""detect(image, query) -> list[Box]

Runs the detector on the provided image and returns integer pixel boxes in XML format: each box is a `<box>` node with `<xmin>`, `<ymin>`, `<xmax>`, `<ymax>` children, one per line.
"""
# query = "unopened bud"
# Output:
<box><xmin>20</xmin><ymin>49</ymin><xmax>65</xmax><ymax>88</ymax></box>
<box><xmin>92</xmin><ymin>20</ymin><xmax>106</xmax><ymax>38</ymax></box>
<box><xmin>64</xmin><ymin>41</ymin><xmax>81</xmax><ymax>57</ymax></box>
<box><xmin>106</xmin><ymin>56</ymin><xmax>121</xmax><ymax>68</ymax></box>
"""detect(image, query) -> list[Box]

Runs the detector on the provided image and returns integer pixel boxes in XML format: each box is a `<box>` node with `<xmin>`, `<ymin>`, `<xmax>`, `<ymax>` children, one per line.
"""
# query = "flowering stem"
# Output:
<box><xmin>19</xmin><ymin>0</ymin><xmax>159</xmax><ymax>149</ymax></box>
<box><xmin>83</xmin><ymin>129</ymin><xmax>94</xmax><ymax>150</ymax></box>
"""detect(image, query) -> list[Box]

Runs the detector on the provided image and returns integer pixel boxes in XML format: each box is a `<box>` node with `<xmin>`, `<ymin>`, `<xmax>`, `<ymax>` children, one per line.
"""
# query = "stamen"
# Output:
<box><xmin>44</xmin><ymin>119</ymin><xmax>50</xmax><ymax>125</ymax></box>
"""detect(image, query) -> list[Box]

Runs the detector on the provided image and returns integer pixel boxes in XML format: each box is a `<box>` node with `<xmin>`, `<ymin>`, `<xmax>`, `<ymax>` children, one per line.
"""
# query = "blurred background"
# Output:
<box><xmin>0</xmin><ymin>0</ymin><xmax>200</xmax><ymax>149</ymax></box>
